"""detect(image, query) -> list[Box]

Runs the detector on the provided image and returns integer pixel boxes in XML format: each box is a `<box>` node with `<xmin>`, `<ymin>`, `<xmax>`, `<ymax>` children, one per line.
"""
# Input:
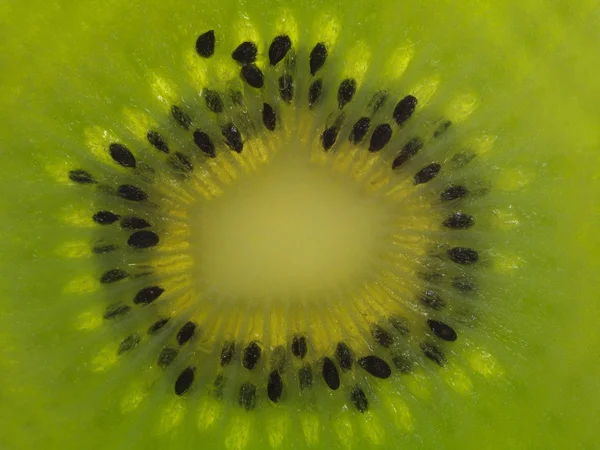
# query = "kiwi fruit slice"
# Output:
<box><xmin>1</xmin><ymin>1</ymin><xmax>599</xmax><ymax>449</ymax></box>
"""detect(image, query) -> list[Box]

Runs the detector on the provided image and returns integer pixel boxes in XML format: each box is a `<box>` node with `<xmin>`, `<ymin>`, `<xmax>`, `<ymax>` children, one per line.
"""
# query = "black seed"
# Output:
<box><xmin>322</xmin><ymin>357</ymin><xmax>340</xmax><ymax>390</ymax></box>
<box><xmin>220</xmin><ymin>341</ymin><xmax>236</xmax><ymax>366</ymax></box>
<box><xmin>92</xmin><ymin>244</ymin><xmax>117</xmax><ymax>254</ymax></box>
<box><xmin>109</xmin><ymin>143</ymin><xmax>136</xmax><ymax>168</ymax></box>
<box><xmin>338</xmin><ymin>78</ymin><xmax>356</xmax><ymax>109</ymax></box>
<box><xmin>267</xmin><ymin>370</ymin><xmax>283</xmax><ymax>402</ymax></box>
<box><xmin>393</xmin><ymin>95</ymin><xmax>418</xmax><ymax>125</ymax></box>
<box><xmin>128</xmin><ymin>230</ymin><xmax>159</xmax><ymax>249</ymax></box>
<box><xmin>350</xmin><ymin>386</ymin><xmax>368</xmax><ymax>413</ymax></box>
<box><xmin>358</xmin><ymin>356</ymin><xmax>391</xmax><ymax>379</ymax></box>
<box><xmin>103</xmin><ymin>304</ymin><xmax>130</xmax><ymax>320</ymax></box>
<box><xmin>196</xmin><ymin>30</ymin><xmax>215</xmax><ymax>57</ymax></box>
<box><xmin>242</xmin><ymin>341</ymin><xmax>262</xmax><ymax>370</ymax></box>
<box><xmin>291</xmin><ymin>335</ymin><xmax>307</xmax><ymax>359</ymax></box>
<box><xmin>434</xmin><ymin>120</ymin><xmax>452</xmax><ymax>138</ymax></box>
<box><xmin>368</xmin><ymin>123</ymin><xmax>393</xmax><ymax>152</ymax></box>
<box><xmin>232</xmin><ymin>41</ymin><xmax>257</xmax><ymax>64</ymax></box>
<box><xmin>177</xmin><ymin>321</ymin><xmax>197</xmax><ymax>345</ymax></box>
<box><xmin>389</xmin><ymin>316</ymin><xmax>410</xmax><ymax>336</ymax></box>
<box><xmin>172</xmin><ymin>152</ymin><xmax>193</xmax><ymax>172</ymax></box>
<box><xmin>175</xmin><ymin>367</ymin><xmax>195</xmax><ymax>395</ymax></box>
<box><xmin>148</xmin><ymin>318</ymin><xmax>169</xmax><ymax>335</ymax></box>
<box><xmin>321</xmin><ymin>126</ymin><xmax>338</xmax><ymax>151</ymax></box>
<box><xmin>349</xmin><ymin>117</ymin><xmax>370</xmax><ymax>144</ymax></box>
<box><xmin>392</xmin><ymin>354</ymin><xmax>413</xmax><ymax>374</ymax></box>
<box><xmin>392</xmin><ymin>137</ymin><xmax>424</xmax><ymax>169</ymax></box>
<box><xmin>309</xmin><ymin>43</ymin><xmax>327</xmax><ymax>75</ymax></box>
<box><xmin>335</xmin><ymin>342</ymin><xmax>353</xmax><ymax>371</ymax></box>
<box><xmin>69</xmin><ymin>170</ymin><xmax>96</xmax><ymax>184</ymax></box>
<box><xmin>443</xmin><ymin>212</ymin><xmax>475</xmax><ymax>229</ymax></box>
<box><xmin>240</xmin><ymin>64</ymin><xmax>264</xmax><ymax>88</ymax></box>
<box><xmin>421</xmin><ymin>342</ymin><xmax>446</xmax><ymax>366</ymax></box>
<box><xmin>441</xmin><ymin>185</ymin><xmax>469</xmax><ymax>201</ymax></box>
<box><xmin>369</xmin><ymin>90</ymin><xmax>388</xmax><ymax>113</ymax></box>
<box><xmin>414</xmin><ymin>163</ymin><xmax>441</xmax><ymax>184</ymax></box>
<box><xmin>100</xmin><ymin>269</ymin><xmax>128</xmax><ymax>284</ymax></box>
<box><xmin>147</xmin><ymin>130</ymin><xmax>169</xmax><ymax>153</ymax></box>
<box><xmin>222</xmin><ymin>123</ymin><xmax>243</xmax><ymax>153</ymax></box>
<box><xmin>193</xmin><ymin>130</ymin><xmax>215</xmax><ymax>158</ymax></box>
<box><xmin>93</xmin><ymin>211</ymin><xmax>120</xmax><ymax>225</ymax></box>
<box><xmin>117</xmin><ymin>184</ymin><xmax>148</xmax><ymax>202</ymax></box>
<box><xmin>278</xmin><ymin>74</ymin><xmax>294</xmax><ymax>103</ymax></box>
<box><xmin>308</xmin><ymin>79</ymin><xmax>323</xmax><ymax>108</ymax></box>
<box><xmin>299</xmin><ymin>364</ymin><xmax>313</xmax><ymax>390</ymax></box>
<box><xmin>371</xmin><ymin>325</ymin><xmax>393</xmax><ymax>348</ymax></box>
<box><xmin>427</xmin><ymin>319</ymin><xmax>458</xmax><ymax>342</ymax></box>
<box><xmin>239</xmin><ymin>383</ymin><xmax>257</xmax><ymax>411</ymax></box>
<box><xmin>171</xmin><ymin>105</ymin><xmax>192</xmax><ymax>130</ymax></box>
<box><xmin>448</xmin><ymin>247</ymin><xmax>479</xmax><ymax>265</ymax></box>
<box><xmin>120</xmin><ymin>217</ymin><xmax>151</xmax><ymax>229</ymax></box>
<box><xmin>269</xmin><ymin>35</ymin><xmax>292</xmax><ymax>66</ymax></box>
<box><xmin>203</xmin><ymin>89</ymin><xmax>224</xmax><ymax>113</ymax></box>
<box><xmin>133</xmin><ymin>286</ymin><xmax>164</xmax><ymax>305</ymax></box>
<box><xmin>262</xmin><ymin>103</ymin><xmax>276</xmax><ymax>131</ymax></box>
<box><xmin>452</xmin><ymin>275</ymin><xmax>475</xmax><ymax>292</ymax></box>
<box><xmin>118</xmin><ymin>334</ymin><xmax>140</xmax><ymax>355</ymax></box>
<box><xmin>270</xmin><ymin>345</ymin><xmax>287</xmax><ymax>372</ymax></box>
<box><xmin>420</xmin><ymin>289</ymin><xmax>445</xmax><ymax>310</ymax></box>
<box><xmin>158</xmin><ymin>346</ymin><xmax>179</xmax><ymax>368</ymax></box>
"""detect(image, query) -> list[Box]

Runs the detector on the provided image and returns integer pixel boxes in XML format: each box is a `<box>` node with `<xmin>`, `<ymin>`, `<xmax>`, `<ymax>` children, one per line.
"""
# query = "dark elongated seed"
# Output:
<box><xmin>299</xmin><ymin>364</ymin><xmax>313</xmax><ymax>390</ymax></box>
<box><xmin>175</xmin><ymin>367</ymin><xmax>195</xmax><ymax>395</ymax></box>
<box><xmin>309</xmin><ymin>43</ymin><xmax>327</xmax><ymax>75</ymax></box>
<box><xmin>117</xmin><ymin>184</ymin><xmax>148</xmax><ymax>202</ymax></box>
<box><xmin>421</xmin><ymin>342</ymin><xmax>446</xmax><ymax>366</ymax></box>
<box><xmin>171</xmin><ymin>105</ymin><xmax>192</xmax><ymax>129</ymax></box>
<box><xmin>427</xmin><ymin>319</ymin><xmax>458</xmax><ymax>342</ymax></box>
<box><xmin>452</xmin><ymin>152</ymin><xmax>476</xmax><ymax>168</ymax></box>
<box><xmin>262</xmin><ymin>103</ymin><xmax>276</xmax><ymax>131</ymax></box>
<box><xmin>291</xmin><ymin>335</ymin><xmax>307</xmax><ymax>359</ymax></box>
<box><xmin>392</xmin><ymin>354</ymin><xmax>413</xmax><ymax>374</ymax></box>
<box><xmin>269</xmin><ymin>35</ymin><xmax>292</xmax><ymax>65</ymax></box>
<box><xmin>278</xmin><ymin>74</ymin><xmax>294</xmax><ymax>103</ymax></box>
<box><xmin>193</xmin><ymin>130</ymin><xmax>215</xmax><ymax>158</ymax></box>
<box><xmin>222</xmin><ymin>123</ymin><xmax>243</xmax><ymax>153</ymax></box>
<box><xmin>221</xmin><ymin>341</ymin><xmax>235</xmax><ymax>366</ymax></box>
<box><xmin>392</xmin><ymin>138</ymin><xmax>424</xmax><ymax>169</ymax></box>
<box><xmin>100</xmin><ymin>269</ymin><xmax>128</xmax><ymax>284</ymax></box>
<box><xmin>350</xmin><ymin>386</ymin><xmax>368</xmax><ymax>413</ymax></box>
<box><xmin>148</xmin><ymin>318</ymin><xmax>169</xmax><ymax>335</ymax></box>
<box><xmin>69</xmin><ymin>170</ymin><xmax>96</xmax><ymax>184</ymax></box>
<box><xmin>196</xmin><ymin>30</ymin><xmax>215</xmax><ymax>57</ymax></box>
<box><xmin>448</xmin><ymin>247</ymin><xmax>479</xmax><ymax>265</ymax></box>
<box><xmin>103</xmin><ymin>304</ymin><xmax>130</xmax><ymax>320</ymax></box>
<box><xmin>242</xmin><ymin>341</ymin><xmax>262</xmax><ymax>370</ymax></box>
<box><xmin>393</xmin><ymin>95</ymin><xmax>418</xmax><ymax>125</ymax></box>
<box><xmin>147</xmin><ymin>130</ymin><xmax>169</xmax><ymax>153</ymax></box>
<box><xmin>371</xmin><ymin>325</ymin><xmax>393</xmax><ymax>348</ymax></box>
<box><xmin>270</xmin><ymin>345</ymin><xmax>287</xmax><ymax>372</ymax></box>
<box><xmin>173</xmin><ymin>152</ymin><xmax>193</xmax><ymax>172</ymax></box>
<box><xmin>158</xmin><ymin>347</ymin><xmax>178</xmax><ymax>368</ymax></box>
<box><xmin>134</xmin><ymin>286</ymin><xmax>164</xmax><ymax>305</ymax></box>
<box><xmin>335</xmin><ymin>342</ymin><xmax>353</xmax><ymax>371</ymax></box>
<box><xmin>267</xmin><ymin>370</ymin><xmax>283</xmax><ymax>402</ymax></box>
<box><xmin>240</xmin><ymin>64</ymin><xmax>264</xmax><ymax>88</ymax></box>
<box><xmin>239</xmin><ymin>383</ymin><xmax>257</xmax><ymax>411</ymax></box>
<box><xmin>93</xmin><ymin>244</ymin><xmax>117</xmax><ymax>254</ymax></box>
<box><xmin>369</xmin><ymin>123</ymin><xmax>393</xmax><ymax>152</ymax></box>
<box><xmin>414</xmin><ymin>163</ymin><xmax>441</xmax><ymax>184</ymax></box>
<box><xmin>349</xmin><ymin>117</ymin><xmax>370</xmax><ymax>144</ymax></box>
<box><xmin>232</xmin><ymin>41</ymin><xmax>257</xmax><ymax>64</ymax></box>
<box><xmin>452</xmin><ymin>276</ymin><xmax>475</xmax><ymax>292</ymax></box>
<box><xmin>441</xmin><ymin>185</ymin><xmax>469</xmax><ymax>201</ymax></box>
<box><xmin>443</xmin><ymin>212</ymin><xmax>475</xmax><ymax>229</ymax></box>
<box><xmin>213</xmin><ymin>374</ymin><xmax>225</xmax><ymax>399</ymax></box>
<box><xmin>338</xmin><ymin>78</ymin><xmax>356</xmax><ymax>109</ymax></box>
<box><xmin>128</xmin><ymin>230</ymin><xmax>159</xmax><ymax>249</ymax></box>
<box><xmin>120</xmin><ymin>217</ymin><xmax>151</xmax><ymax>229</ymax></box>
<box><xmin>109</xmin><ymin>143</ymin><xmax>136</xmax><ymax>168</ymax></box>
<box><xmin>434</xmin><ymin>120</ymin><xmax>452</xmax><ymax>137</ymax></box>
<box><xmin>203</xmin><ymin>89</ymin><xmax>224</xmax><ymax>113</ymax></box>
<box><xmin>420</xmin><ymin>290</ymin><xmax>445</xmax><ymax>310</ymax></box>
<box><xmin>358</xmin><ymin>356</ymin><xmax>391</xmax><ymax>379</ymax></box>
<box><xmin>118</xmin><ymin>334</ymin><xmax>140</xmax><ymax>355</ymax></box>
<box><xmin>308</xmin><ymin>79</ymin><xmax>323</xmax><ymax>107</ymax></box>
<box><xmin>389</xmin><ymin>316</ymin><xmax>410</xmax><ymax>335</ymax></box>
<box><xmin>369</xmin><ymin>90</ymin><xmax>388</xmax><ymax>113</ymax></box>
<box><xmin>177</xmin><ymin>321</ymin><xmax>197</xmax><ymax>345</ymax></box>
<box><xmin>322</xmin><ymin>357</ymin><xmax>340</xmax><ymax>390</ymax></box>
<box><xmin>321</xmin><ymin>126</ymin><xmax>338</xmax><ymax>151</ymax></box>
<box><xmin>93</xmin><ymin>211</ymin><xmax>120</xmax><ymax>225</ymax></box>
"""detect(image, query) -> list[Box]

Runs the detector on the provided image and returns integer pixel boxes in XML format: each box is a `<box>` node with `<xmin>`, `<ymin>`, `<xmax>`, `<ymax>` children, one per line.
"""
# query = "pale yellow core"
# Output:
<box><xmin>193</xmin><ymin>146</ymin><xmax>392</xmax><ymax>302</ymax></box>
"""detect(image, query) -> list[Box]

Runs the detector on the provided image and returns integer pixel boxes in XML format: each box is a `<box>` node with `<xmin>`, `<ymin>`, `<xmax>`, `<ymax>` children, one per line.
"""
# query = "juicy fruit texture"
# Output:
<box><xmin>1</xmin><ymin>1</ymin><xmax>600</xmax><ymax>450</ymax></box>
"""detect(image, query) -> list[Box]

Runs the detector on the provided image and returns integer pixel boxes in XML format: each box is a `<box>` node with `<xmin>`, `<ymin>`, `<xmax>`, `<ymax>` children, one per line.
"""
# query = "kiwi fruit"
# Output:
<box><xmin>1</xmin><ymin>1</ymin><xmax>599</xmax><ymax>449</ymax></box>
